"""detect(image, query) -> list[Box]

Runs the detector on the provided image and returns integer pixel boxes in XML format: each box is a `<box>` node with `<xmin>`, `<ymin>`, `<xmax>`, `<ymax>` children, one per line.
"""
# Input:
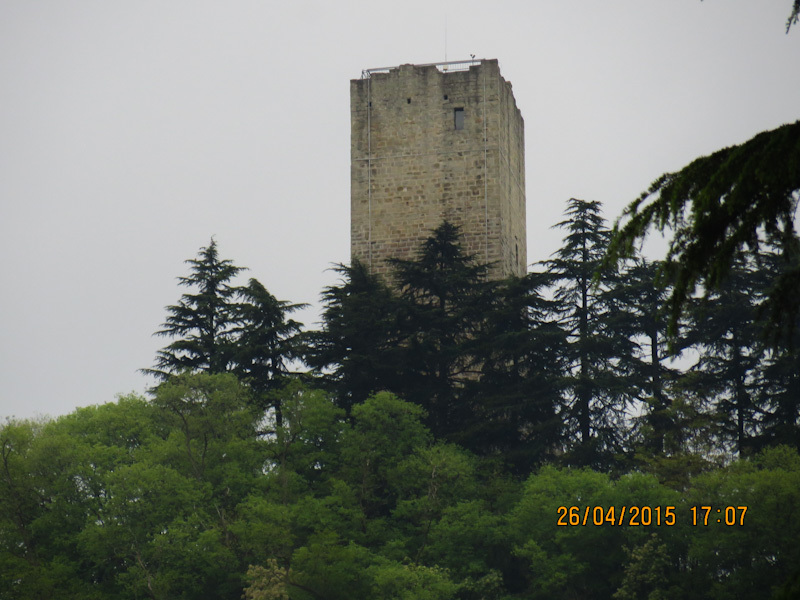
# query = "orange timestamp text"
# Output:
<box><xmin>557</xmin><ymin>505</ymin><xmax>676</xmax><ymax>526</ymax></box>
<box><xmin>556</xmin><ymin>505</ymin><xmax>748</xmax><ymax>526</ymax></box>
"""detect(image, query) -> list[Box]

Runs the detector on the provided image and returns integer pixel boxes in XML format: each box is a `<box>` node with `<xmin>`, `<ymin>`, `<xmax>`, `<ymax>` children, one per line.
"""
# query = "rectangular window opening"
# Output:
<box><xmin>454</xmin><ymin>107</ymin><xmax>464</xmax><ymax>130</ymax></box>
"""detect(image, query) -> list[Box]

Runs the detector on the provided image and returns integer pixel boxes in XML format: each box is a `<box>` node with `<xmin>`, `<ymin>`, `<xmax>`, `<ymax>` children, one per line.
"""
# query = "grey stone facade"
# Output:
<box><xmin>350</xmin><ymin>59</ymin><xmax>526</xmax><ymax>280</ymax></box>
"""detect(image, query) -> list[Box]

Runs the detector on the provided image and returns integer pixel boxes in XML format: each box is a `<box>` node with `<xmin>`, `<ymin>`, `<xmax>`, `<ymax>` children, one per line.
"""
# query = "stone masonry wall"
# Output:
<box><xmin>350</xmin><ymin>59</ymin><xmax>526</xmax><ymax>281</ymax></box>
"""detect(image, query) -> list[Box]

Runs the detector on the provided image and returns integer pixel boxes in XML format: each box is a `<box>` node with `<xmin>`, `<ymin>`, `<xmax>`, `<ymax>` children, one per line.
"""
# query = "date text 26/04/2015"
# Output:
<box><xmin>556</xmin><ymin>505</ymin><xmax>748</xmax><ymax>526</ymax></box>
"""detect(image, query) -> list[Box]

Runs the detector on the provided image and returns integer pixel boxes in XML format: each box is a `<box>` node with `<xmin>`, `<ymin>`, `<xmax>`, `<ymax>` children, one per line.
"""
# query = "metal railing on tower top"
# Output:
<box><xmin>361</xmin><ymin>58</ymin><xmax>482</xmax><ymax>79</ymax></box>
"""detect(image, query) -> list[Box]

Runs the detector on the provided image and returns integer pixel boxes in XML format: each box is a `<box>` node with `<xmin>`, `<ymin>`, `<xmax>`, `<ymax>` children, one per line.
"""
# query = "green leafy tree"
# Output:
<box><xmin>227</xmin><ymin>387</ymin><xmax>348</xmax><ymax>575</ymax></box>
<box><xmin>245</xmin><ymin>548</ymin><xmax>458</xmax><ymax>600</ymax></box>
<box><xmin>339</xmin><ymin>392</ymin><xmax>432</xmax><ymax>522</ymax></box>
<box><xmin>149</xmin><ymin>373</ymin><xmax>261</xmax><ymax>510</ymax></box>
<box><xmin>243</xmin><ymin>560</ymin><xmax>290</xmax><ymax>600</ymax></box>
<box><xmin>683</xmin><ymin>446</ymin><xmax>800</xmax><ymax>600</ymax></box>
<box><xmin>263</xmin><ymin>383</ymin><xmax>346</xmax><ymax>496</ymax></box>
<box><xmin>0</xmin><ymin>418</ymin><xmax>103</xmax><ymax>599</ymax></box>
<box><xmin>69</xmin><ymin>376</ymin><xmax>262</xmax><ymax>599</ymax></box>
<box><xmin>509</xmin><ymin>466</ymin><xmax>624</xmax><ymax>600</ymax></box>
<box><xmin>509</xmin><ymin>466</ymin><xmax>684</xmax><ymax>600</ymax></box>
<box><xmin>424</xmin><ymin>501</ymin><xmax>510</xmax><ymax>599</ymax></box>
<box><xmin>0</xmin><ymin>420</ymin><xmax>58</xmax><ymax>598</ymax></box>
<box><xmin>367</xmin><ymin>560</ymin><xmax>458</xmax><ymax>600</ymax></box>
<box><xmin>391</xmin><ymin>443</ymin><xmax>477</xmax><ymax>561</ymax></box>
<box><xmin>613</xmin><ymin>535</ymin><xmax>679</xmax><ymax>600</ymax></box>
<box><xmin>79</xmin><ymin>459</ymin><xmax>235</xmax><ymax>600</ymax></box>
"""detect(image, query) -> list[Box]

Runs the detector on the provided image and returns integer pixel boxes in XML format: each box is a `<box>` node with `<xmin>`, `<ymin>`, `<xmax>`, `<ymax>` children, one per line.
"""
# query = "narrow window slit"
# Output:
<box><xmin>454</xmin><ymin>108</ymin><xmax>464</xmax><ymax>130</ymax></box>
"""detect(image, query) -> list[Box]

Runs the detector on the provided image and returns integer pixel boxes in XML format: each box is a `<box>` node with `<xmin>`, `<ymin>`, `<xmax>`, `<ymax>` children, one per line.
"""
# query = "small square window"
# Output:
<box><xmin>454</xmin><ymin>108</ymin><xmax>464</xmax><ymax>130</ymax></box>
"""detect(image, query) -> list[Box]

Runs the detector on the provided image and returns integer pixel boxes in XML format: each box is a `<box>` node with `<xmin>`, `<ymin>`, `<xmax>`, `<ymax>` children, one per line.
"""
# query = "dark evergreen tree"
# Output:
<box><xmin>606</xmin><ymin>120</ymin><xmax>800</xmax><ymax>343</ymax></box>
<box><xmin>758</xmin><ymin>344</ymin><xmax>800</xmax><ymax>452</ymax></box>
<box><xmin>619</xmin><ymin>259</ymin><xmax>685</xmax><ymax>455</ymax></box>
<box><xmin>684</xmin><ymin>254</ymin><xmax>768</xmax><ymax>456</ymax></box>
<box><xmin>304</xmin><ymin>260</ymin><xmax>403</xmax><ymax>413</ymax></box>
<box><xmin>145</xmin><ymin>243</ymin><xmax>302</xmax><ymax>420</ymax></box>
<box><xmin>752</xmin><ymin>249</ymin><xmax>800</xmax><ymax>451</ymax></box>
<box><xmin>390</xmin><ymin>221</ymin><xmax>495</xmax><ymax>439</ymax></box>
<box><xmin>232</xmin><ymin>278</ymin><xmax>306</xmax><ymax>421</ymax></box>
<box><xmin>543</xmin><ymin>199</ymin><xmax>634</xmax><ymax>466</ymax></box>
<box><xmin>789</xmin><ymin>0</ymin><xmax>800</xmax><ymax>31</ymax></box>
<box><xmin>145</xmin><ymin>239</ymin><xmax>245</xmax><ymax>379</ymax></box>
<box><xmin>466</xmin><ymin>272</ymin><xmax>566</xmax><ymax>471</ymax></box>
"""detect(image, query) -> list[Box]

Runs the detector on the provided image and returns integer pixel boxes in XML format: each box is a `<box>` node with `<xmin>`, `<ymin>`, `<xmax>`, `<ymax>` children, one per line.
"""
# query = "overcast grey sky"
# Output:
<box><xmin>1</xmin><ymin>1</ymin><xmax>798</xmax><ymax>421</ymax></box>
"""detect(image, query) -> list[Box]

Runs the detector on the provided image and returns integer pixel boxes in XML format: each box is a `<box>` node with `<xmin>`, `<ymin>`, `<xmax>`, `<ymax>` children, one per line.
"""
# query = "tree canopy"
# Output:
<box><xmin>605</xmin><ymin>120</ymin><xmax>800</xmax><ymax>342</ymax></box>
<box><xmin>790</xmin><ymin>0</ymin><xmax>800</xmax><ymax>31</ymax></box>
<box><xmin>8</xmin><ymin>207</ymin><xmax>800</xmax><ymax>597</ymax></box>
<box><xmin>145</xmin><ymin>238</ymin><xmax>245</xmax><ymax>377</ymax></box>
<box><xmin>4</xmin><ymin>389</ymin><xmax>799</xmax><ymax>599</ymax></box>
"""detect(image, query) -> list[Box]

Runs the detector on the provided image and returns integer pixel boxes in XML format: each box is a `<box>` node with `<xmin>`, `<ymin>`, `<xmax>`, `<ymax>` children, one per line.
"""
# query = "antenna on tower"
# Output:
<box><xmin>444</xmin><ymin>14</ymin><xmax>448</xmax><ymax>63</ymax></box>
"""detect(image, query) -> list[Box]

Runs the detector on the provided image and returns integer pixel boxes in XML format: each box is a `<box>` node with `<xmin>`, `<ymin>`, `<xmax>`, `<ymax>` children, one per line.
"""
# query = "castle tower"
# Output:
<box><xmin>350</xmin><ymin>59</ymin><xmax>526</xmax><ymax>280</ymax></box>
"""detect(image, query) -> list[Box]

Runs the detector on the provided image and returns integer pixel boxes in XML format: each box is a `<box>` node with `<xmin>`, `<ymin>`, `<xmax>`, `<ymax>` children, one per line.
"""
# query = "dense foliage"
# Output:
<box><xmin>5</xmin><ymin>200</ymin><xmax>800</xmax><ymax>598</ymax></box>
<box><xmin>143</xmin><ymin>238</ymin><xmax>305</xmax><ymax>421</ymax></box>
<box><xmin>2</xmin><ymin>377</ymin><xmax>799</xmax><ymax>599</ymax></box>
<box><xmin>310</xmin><ymin>207</ymin><xmax>800</xmax><ymax>465</ymax></box>
<box><xmin>605</xmin><ymin>120</ymin><xmax>800</xmax><ymax>343</ymax></box>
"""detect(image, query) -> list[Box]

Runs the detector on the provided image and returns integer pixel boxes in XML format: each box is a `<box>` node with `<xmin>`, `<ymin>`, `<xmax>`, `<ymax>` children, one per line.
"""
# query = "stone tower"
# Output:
<box><xmin>350</xmin><ymin>59</ymin><xmax>526</xmax><ymax>280</ymax></box>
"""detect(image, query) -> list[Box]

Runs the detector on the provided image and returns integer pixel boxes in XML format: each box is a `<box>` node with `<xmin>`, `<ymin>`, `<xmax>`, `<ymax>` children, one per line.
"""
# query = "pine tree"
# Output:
<box><xmin>466</xmin><ymin>272</ymin><xmax>566</xmax><ymax>470</ymax></box>
<box><xmin>758</xmin><ymin>344</ymin><xmax>800</xmax><ymax>452</ymax></box>
<box><xmin>145</xmin><ymin>239</ymin><xmax>245</xmax><ymax>379</ymax></box>
<box><xmin>304</xmin><ymin>260</ymin><xmax>403</xmax><ymax>413</ymax></box>
<box><xmin>390</xmin><ymin>221</ymin><xmax>494</xmax><ymax>439</ymax></box>
<box><xmin>619</xmin><ymin>259</ymin><xmax>684</xmax><ymax>455</ymax></box>
<box><xmin>751</xmin><ymin>249</ymin><xmax>800</xmax><ymax>451</ymax></box>
<box><xmin>543</xmin><ymin>199</ymin><xmax>634</xmax><ymax>466</ymax></box>
<box><xmin>606</xmin><ymin>120</ymin><xmax>800</xmax><ymax>343</ymax></box>
<box><xmin>685</xmin><ymin>254</ymin><xmax>768</xmax><ymax>456</ymax></box>
<box><xmin>233</xmin><ymin>278</ymin><xmax>306</xmax><ymax>420</ymax></box>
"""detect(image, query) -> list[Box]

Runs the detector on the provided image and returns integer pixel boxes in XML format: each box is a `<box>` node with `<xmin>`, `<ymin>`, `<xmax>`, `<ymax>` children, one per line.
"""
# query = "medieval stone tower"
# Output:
<box><xmin>350</xmin><ymin>59</ymin><xmax>526</xmax><ymax>280</ymax></box>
